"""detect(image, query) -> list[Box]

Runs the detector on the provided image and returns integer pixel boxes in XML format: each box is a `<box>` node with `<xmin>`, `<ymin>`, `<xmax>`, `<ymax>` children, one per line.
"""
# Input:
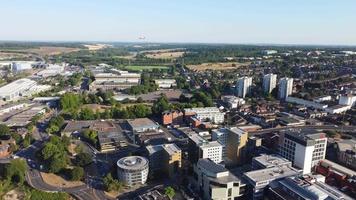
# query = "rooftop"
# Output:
<box><xmin>127</xmin><ymin>118</ymin><xmax>159</xmax><ymax>130</ymax></box>
<box><xmin>244</xmin><ymin>165</ymin><xmax>300</xmax><ymax>184</ymax></box>
<box><xmin>253</xmin><ymin>154</ymin><xmax>292</xmax><ymax>169</ymax></box>
<box><xmin>117</xmin><ymin>156</ymin><xmax>149</xmax><ymax>171</ymax></box>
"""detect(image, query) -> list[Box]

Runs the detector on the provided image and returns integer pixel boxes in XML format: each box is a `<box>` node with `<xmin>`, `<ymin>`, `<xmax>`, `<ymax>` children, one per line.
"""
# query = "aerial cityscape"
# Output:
<box><xmin>0</xmin><ymin>1</ymin><xmax>356</xmax><ymax>200</ymax></box>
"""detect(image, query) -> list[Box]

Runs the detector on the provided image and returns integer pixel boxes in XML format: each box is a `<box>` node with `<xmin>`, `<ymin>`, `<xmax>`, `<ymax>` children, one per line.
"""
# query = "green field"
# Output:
<box><xmin>123</xmin><ymin>65</ymin><xmax>170</xmax><ymax>71</ymax></box>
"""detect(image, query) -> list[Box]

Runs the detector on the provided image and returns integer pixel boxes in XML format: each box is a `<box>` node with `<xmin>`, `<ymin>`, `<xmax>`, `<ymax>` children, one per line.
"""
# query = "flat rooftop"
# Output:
<box><xmin>253</xmin><ymin>154</ymin><xmax>291</xmax><ymax>168</ymax></box>
<box><xmin>244</xmin><ymin>165</ymin><xmax>299</xmax><ymax>184</ymax></box>
<box><xmin>127</xmin><ymin>118</ymin><xmax>159</xmax><ymax>130</ymax></box>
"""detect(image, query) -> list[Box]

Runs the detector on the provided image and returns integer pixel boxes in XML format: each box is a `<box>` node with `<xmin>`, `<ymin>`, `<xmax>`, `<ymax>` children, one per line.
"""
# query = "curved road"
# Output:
<box><xmin>26</xmin><ymin>168</ymin><xmax>112</xmax><ymax>200</ymax></box>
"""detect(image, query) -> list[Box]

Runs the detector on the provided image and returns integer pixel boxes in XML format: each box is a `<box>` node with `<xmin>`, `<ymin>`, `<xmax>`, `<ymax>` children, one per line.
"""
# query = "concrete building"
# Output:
<box><xmin>278</xmin><ymin>77</ymin><xmax>293</xmax><ymax>100</ymax></box>
<box><xmin>89</xmin><ymin>70</ymin><xmax>141</xmax><ymax>92</ymax></box>
<box><xmin>236</xmin><ymin>76</ymin><xmax>252</xmax><ymax>98</ymax></box>
<box><xmin>12</xmin><ymin>62</ymin><xmax>33</xmax><ymax>72</ymax></box>
<box><xmin>117</xmin><ymin>156</ymin><xmax>149</xmax><ymax>186</ymax></box>
<box><xmin>127</xmin><ymin>118</ymin><xmax>160</xmax><ymax>133</ymax></box>
<box><xmin>188</xmin><ymin>133</ymin><xmax>223</xmax><ymax>164</ymax></box>
<box><xmin>263</xmin><ymin>73</ymin><xmax>277</xmax><ymax>94</ymax></box>
<box><xmin>194</xmin><ymin>158</ymin><xmax>246</xmax><ymax>200</ymax></box>
<box><xmin>184</xmin><ymin>107</ymin><xmax>225</xmax><ymax>124</ymax></box>
<box><xmin>262</xmin><ymin>50</ymin><xmax>278</xmax><ymax>55</ymax></box>
<box><xmin>146</xmin><ymin>143</ymin><xmax>182</xmax><ymax>178</ymax></box>
<box><xmin>0</xmin><ymin>78</ymin><xmax>37</xmax><ymax>101</ymax></box>
<box><xmin>267</xmin><ymin>175</ymin><xmax>353</xmax><ymax>200</ymax></box>
<box><xmin>154</xmin><ymin>79</ymin><xmax>177</xmax><ymax>89</ymax></box>
<box><xmin>211</xmin><ymin>127</ymin><xmax>248</xmax><ymax>165</ymax></box>
<box><xmin>339</xmin><ymin>93</ymin><xmax>356</xmax><ymax>107</ymax></box>
<box><xmin>36</xmin><ymin>64</ymin><xmax>65</xmax><ymax>77</ymax></box>
<box><xmin>221</xmin><ymin>95</ymin><xmax>245</xmax><ymax>109</ymax></box>
<box><xmin>279</xmin><ymin>130</ymin><xmax>327</xmax><ymax>174</ymax></box>
<box><xmin>286</xmin><ymin>96</ymin><xmax>328</xmax><ymax>110</ymax></box>
<box><xmin>243</xmin><ymin>155</ymin><xmax>300</xmax><ymax>200</ymax></box>
<box><xmin>335</xmin><ymin>139</ymin><xmax>356</xmax><ymax>170</ymax></box>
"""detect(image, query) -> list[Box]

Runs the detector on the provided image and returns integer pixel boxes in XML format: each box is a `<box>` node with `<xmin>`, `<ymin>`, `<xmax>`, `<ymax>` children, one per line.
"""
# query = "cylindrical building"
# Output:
<box><xmin>117</xmin><ymin>156</ymin><xmax>149</xmax><ymax>186</ymax></box>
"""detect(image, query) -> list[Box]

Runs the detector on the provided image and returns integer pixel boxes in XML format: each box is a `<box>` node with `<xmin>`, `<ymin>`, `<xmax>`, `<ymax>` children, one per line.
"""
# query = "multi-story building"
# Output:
<box><xmin>89</xmin><ymin>70</ymin><xmax>141</xmax><ymax>92</ymax></box>
<box><xmin>263</xmin><ymin>73</ymin><xmax>277</xmax><ymax>94</ymax></box>
<box><xmin>117</xmin><ymin>156</ymin><xmax>149</xmax><ymax>186</ymax></box>
<box><xmin>278</xmin><ymin>77</ymin><xmax>293</xmax><ymax>100</ymax></box>
<box><xmin>184</xmin><ymin>107</ymin><xmax>225</xmax><ymax>124</ymax></box>
<box><xmin>335</xmin><ymin>139</ymin><xmax>356</xmax><ymax>170</ymax></box>
<box><xmin>188</xmin><ymin>133</ymin><xmax>223</xmax><ymax>164</ymax></box>
<box><xmin>279</xmin><ymin>130</ymin><xmax>327</xmax><ymax>174</ymax></box>
<box><xmin>194</xmin><ymin>158</ymin><xmax>246</xmax><ymax>200</ymax></box>
<box><xmin>236</xmin><ymin>76</ymin><xmax>252</xmax><ymax>98</ymax></box>
<box><xmin>161</xmin><ymin>110</ymin><xmax>184</xmax><ymax>125</ymax></box>
<box><xmin>339</xmin><ymin>93</ymin><xmax>356</xmax><ymax>107</ymax></box>
<box><xmin>266</xmin><ymin>175</ymin><xmax>353</xmax><ymax>200</ymax></box>
<box><xmin>146</xmin><ymin>143</ymin><xmax>182</xmax><ymax>178</ymax></box>
<box><xmin>221</xmin><ymin>95</ymin><xmax>246</xmax><ymax>109</ymax></box>
<box><xmin>211</xmin><ymin>127</ymin><xmax>248</xmax><ymax>165</ymax></box>
<box><xmin>243</xmin><ymin>154</ymin><xmax>300</xmax><ymax>200</ymax></box>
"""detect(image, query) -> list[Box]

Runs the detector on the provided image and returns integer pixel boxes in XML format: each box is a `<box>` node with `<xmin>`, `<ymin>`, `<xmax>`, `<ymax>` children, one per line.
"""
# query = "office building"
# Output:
<box><xmin>146</xmin><ymin>143</ymin><xmax>182</xmax><ymax>178</ymax></box>
<box><xmin>89</xmin><ymin>70</ymin><xmax>141</xmax><ymax>91</ymax></box>
<box><xmin>127</xmin><ymin>118</ymin><xmax>160</xmax><ymax>133</ymax></box>
<box><xmin>279</xmin><ymin>130</ymin><xmax>327</xmax><ymax>174</ymax></box>
<box><xmin>243</xmin><ymin>154</ymin><xmax>300</xmax><ymax>200</ymax></box>
<box><xmin>263</xmin><ymin>73</ymin><xmax>277</xmax><ymax>94</ymax></box>
<box><xmin>339</xmin><ymin>93</ymin><xmax>356</xmax><ymax>107</ymax></box>
<box><xmin>117</xmin><ymin>156</ymin><xmax>149</xmax><ymax>186</ymax></box>
<box><xmin>188</xmin><ymin>133</ymin><xmax>223</xmax><ymax>164</ymax></box>
<box><xmin>194</xmin><ymin>158</ymin><xmax>246</xmax><ymax>200</ymax></box>
<box><xmin>236</xmin><ymin>76</ymin><xmax>252</xmax><ymax>98</ymax></box>
<box><xmin>12</xmin><ymin>62</ymin><xmax>33</xmax><ymax>72</ymax></box>
<box><xmin>211</xmin><ymin>127</ymin><xmax>248</xmax><ymax>165</ymax></box>
<box><xmin>184</xmin><ymin>107</ymin><xmax>225</xmax><ymax>124</ymax></box>
<box><xmin>266</xmin><ymin>175</ymin><xmax>353</xmax><ymax>200</ymax></box>
<box><xmin>278</xmin><ymin>77</ymin><xmax>293</xmax><ymax>100</ymax></box>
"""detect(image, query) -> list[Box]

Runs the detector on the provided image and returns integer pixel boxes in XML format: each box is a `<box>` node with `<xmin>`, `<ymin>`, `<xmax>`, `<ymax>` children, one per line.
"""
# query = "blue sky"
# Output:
<box><xmin>1</xmin><ymin>0</ymin><xmax>356</xmax><ymax>45</ymax></box>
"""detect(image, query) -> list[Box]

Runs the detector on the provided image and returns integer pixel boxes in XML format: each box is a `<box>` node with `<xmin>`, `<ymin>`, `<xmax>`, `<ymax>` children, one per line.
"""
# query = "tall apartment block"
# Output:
<box><xmin>278</xmin><ymin>77</ymin><xmax>293</xmax><ymax>100</ymax></box>
<box><xmin>263</xmin><ymin>73</ymin><xmax>277</xmax><ymax>94</ymax></box>
<box><xmin>237</xmin><ymin>76</ymin><xmax>252</xmax><ymax>98</ymax></box>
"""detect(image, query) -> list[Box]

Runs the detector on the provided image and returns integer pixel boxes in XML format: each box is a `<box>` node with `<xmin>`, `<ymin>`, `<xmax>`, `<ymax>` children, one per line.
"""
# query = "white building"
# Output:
<box><xmin>36</xmin><ymin>64</ymin><xmax>65</xmax><ymax>77</ymax></box>
<box><xmin>184</xmin><ymin>107</ymin><xmax>225</xmax><ymax>124</ymax></box>
<box><xmin>221</xmin><ymin>95</ymin><xmax>245</xmax><ymax>109</ymax></box>
<box><xmin>278</xmin><ymin>77</ymin><xmax>293</xmax><ymax>100</ymax></box>
<box><xmin>263</xmin><ymin>74</ymin><xmax>277</xmax><ymax>94</ymax></box>
<box><xmin>194</xmin><ymin>159</ymin><xmax>246</xmax><ymax>200</ymax></box>
<box><xmin>90</xmin><ymin>70</ymin><xmax>141</xmax><ymax>91</ymax></box>
<box><xmin>339</xmin><ymin>94</ymin><xmax>356</xmax><ymax>107</ymax></box>
<box><xmin>12</xmin><ymin>62</ymin><xmax>33</xmax><ymax>72</ymax></box>
<box><xmin>117</xmin><ymin>156</ymin><xmax>149</xmax><ymax>186</ymax></box>
<box><xmin>154</xmin><ymin>79</ymin><xmax>176</xmax><ymax>89</ymax></box>
<box><xmin>286</xmin><ymin>96</ymin><xmax>328</xmax><ymax>110</ymax></box>
<box><xmin>262</xmin><ymin>50</ymin><xmax>278</xmax><ymax>55</ymax></box>
<box><xmin>237</xmin><ymin>76</ymin><xmax>252</xmax><ymax>98</ymax></box>
<box><xmin>279</xmin><ymin>130</ymin><xmax>327</xmax><ymax>174</ymax></box>
<box><xmin>0</xmin><ymin>78</ymin><xmax>37</xmax><ymax>101</ymax></box>
<box><xmin>189</xmin><ymin>133</ymin><xmax>223</xmax><ymax>164</ymax></box>
<box><xmin>313</xmin><ymin>95</ymin><xmax>332</xmax><ymax>103</ymax></box>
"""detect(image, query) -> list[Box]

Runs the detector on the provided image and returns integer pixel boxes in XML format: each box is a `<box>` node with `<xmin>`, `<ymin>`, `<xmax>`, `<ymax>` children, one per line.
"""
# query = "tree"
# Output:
<box><xmin>60</xmin><ymin>93</ymin><xmax>82</xmax><ymax>111</ymax></box>
<box><xmin>5</xmin><ymin>159</ymin><xmax>27</xmax><ymax>185</ymax></box>
<box><xmin>164</xmin><ymin>186</ymin><xmax>175</xmax><ymax>199</ymax></box>
<box><xmin>74</xmin><ymin>152</ymin><xmax>92</xmax><ymax>167</ymax></box>
<box><xmin>69</xmin><ymin>167</ymin><xmax>84</xmax><ymax>181</ymax></box>
<box><xmin>82</xmin><ymin>129</ymin><xmax>98</xmax><ymax>146</ymax></box>
<box><xmin>0</xmin><ymin>124</ymin><xmax>10</xmax><ymax>136</ymax></box>
<box><xmin>79</xmin><ymin>107</ymin><xmax>96</xmax><ymax>120</ymax></box>
<box><xmin>103</xmin><ymin>174</ymin><xmax>123</xmax><ymax>192</ymax></box>
<box><xmin>152</xmin><ymin>94</ymin><xmax>171</xmax><ymax>115</ymax></box>
<box><xmin>41</xmin><ymin>136</ymin><xmax>69</xmax><ymax>173</ymax></box>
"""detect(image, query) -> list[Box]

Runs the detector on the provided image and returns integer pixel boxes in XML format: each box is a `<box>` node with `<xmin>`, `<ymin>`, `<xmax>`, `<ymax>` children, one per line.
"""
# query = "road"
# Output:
<box><xmin>249</xmin><ymin>125</ymin><xmax>356</xmax><ymax>135</ymax></box>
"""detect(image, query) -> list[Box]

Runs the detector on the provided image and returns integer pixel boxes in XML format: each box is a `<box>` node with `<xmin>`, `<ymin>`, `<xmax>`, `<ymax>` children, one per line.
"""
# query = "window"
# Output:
<box><xmin>228</xmin><ymin>188</ymin><xmax>232</xmax><ymax>197</ymax></box>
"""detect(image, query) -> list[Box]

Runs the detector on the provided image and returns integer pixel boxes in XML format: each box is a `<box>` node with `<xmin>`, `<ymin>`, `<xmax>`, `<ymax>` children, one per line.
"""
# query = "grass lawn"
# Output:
<box><xmin>123</xmin><ymin>65</ymin><xmax>170</xmax><ymax>71</ymax></box>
